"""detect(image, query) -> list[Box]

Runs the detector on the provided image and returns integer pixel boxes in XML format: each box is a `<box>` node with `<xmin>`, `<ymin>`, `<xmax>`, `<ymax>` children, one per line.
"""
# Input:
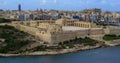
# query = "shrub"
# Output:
<box><xmin>0</xmin><ymin>18</ymin><xmax>11</xmax><ymax>23</ymax></box>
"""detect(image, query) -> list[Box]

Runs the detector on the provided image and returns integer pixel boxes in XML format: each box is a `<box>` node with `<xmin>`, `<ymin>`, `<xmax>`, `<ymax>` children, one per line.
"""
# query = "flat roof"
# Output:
<box><xmin>62</xmin><ymin>26</ymin><xmax>102</xmax><ymax>31</ymax></box>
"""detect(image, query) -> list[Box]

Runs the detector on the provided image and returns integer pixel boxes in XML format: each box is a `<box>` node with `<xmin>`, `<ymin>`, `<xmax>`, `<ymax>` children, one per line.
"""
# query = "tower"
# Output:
<box><xmin>18</xmin><ymin>4</ymin><xmax>21</xmax><ymax>12</ymax></box>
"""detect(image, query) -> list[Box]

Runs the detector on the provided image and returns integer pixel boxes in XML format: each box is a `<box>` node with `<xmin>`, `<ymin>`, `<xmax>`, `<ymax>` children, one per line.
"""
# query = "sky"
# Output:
<box><xmin>0</xmin><ymin>0</ymin><xmax>120</xmax><ymax>11</ymax></box>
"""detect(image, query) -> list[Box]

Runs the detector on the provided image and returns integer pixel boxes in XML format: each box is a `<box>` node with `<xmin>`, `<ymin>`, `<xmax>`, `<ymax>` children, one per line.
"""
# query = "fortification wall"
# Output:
<box><xmin>108</xmin><ymin>26</ymin><xmax>120</xmax><ymax>35</ymax></box>
<box><xmin>11</xmin><ymin>21</ymin><xmax>105</xmax><ymax>44</ymax></box>
<box><xmin>51</xmin><ymin>29</ymin><xmax>104</xmax><ymax>43</ymax></box>
<box><xmin>12</xmin><ymin>24</ymin><xmax>53</xmax><ymax>43</ymax></box>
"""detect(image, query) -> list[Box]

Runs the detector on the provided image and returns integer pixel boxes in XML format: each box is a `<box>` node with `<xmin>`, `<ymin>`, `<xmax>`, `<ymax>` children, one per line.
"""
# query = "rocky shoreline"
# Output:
<box><xmin>0</xmin><ymin>44</ymin><xmax>101</xmax><ymax>57</ymax></box>
<box><xmin>0</xmin><ymin>40</ymin><xmax>120</xmax><ymax>57</ymax></box>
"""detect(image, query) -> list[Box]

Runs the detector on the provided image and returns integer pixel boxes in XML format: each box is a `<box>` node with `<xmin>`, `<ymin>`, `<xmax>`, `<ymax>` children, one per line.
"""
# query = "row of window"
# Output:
<box><xmin>74</xmin><ymin>23</ymin><xmax>91</xmax><ymax>28</ymax></box>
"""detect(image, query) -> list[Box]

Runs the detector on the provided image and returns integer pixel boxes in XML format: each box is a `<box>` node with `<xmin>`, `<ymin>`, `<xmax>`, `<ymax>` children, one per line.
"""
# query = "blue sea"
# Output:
<box><xmin>0</xmin><ymin>46</ymin><xmax>120</xmax><ymax>63</ymax></box>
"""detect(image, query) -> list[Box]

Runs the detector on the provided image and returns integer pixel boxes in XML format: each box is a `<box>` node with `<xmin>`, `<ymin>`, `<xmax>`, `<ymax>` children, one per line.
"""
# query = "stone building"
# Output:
<box><xmin>11</xmin><ymin>19</ymin><xmax>106</xmax><ymax>44</ymax></box>
<box><xmin>55</xmin><ymin>19</ymin><xmax>97</xmax><ymax>28</ymax></box>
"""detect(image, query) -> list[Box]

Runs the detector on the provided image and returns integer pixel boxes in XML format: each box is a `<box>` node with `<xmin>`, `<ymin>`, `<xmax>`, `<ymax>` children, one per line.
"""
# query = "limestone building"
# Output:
<box><xmin>11</xmin><ymin>19</ymin><xmax>105</xmax><ymax>44</ymax></box>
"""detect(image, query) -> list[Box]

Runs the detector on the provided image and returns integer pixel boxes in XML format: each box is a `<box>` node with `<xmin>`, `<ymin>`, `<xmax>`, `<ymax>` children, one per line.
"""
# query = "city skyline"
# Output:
<box><xmin>0</xmin><ymin>0</ymin><xmax>120</xmax><ymax>11</ymax></box>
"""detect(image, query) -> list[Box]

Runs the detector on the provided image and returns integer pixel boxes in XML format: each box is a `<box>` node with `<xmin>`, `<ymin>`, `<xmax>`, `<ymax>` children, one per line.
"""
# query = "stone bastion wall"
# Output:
<box><xmin>11</xmin><ymin>22</ymin><xmax>105</xmax><ymax>44</ymax></box>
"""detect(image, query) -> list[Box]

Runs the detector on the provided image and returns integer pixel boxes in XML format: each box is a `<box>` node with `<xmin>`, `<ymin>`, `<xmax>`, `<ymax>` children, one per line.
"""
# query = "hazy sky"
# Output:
<box><xmin>0</xmin><ymin>0</ymin><xmax>120</xmax><ymax>11</ymax></box>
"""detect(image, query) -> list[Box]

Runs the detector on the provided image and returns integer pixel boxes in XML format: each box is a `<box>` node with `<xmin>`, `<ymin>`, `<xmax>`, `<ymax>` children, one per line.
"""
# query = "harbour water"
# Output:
<box><xmin>0</xmin><ymin>46</ymin><xmax>120</xmax><ymax>63</ymax></box>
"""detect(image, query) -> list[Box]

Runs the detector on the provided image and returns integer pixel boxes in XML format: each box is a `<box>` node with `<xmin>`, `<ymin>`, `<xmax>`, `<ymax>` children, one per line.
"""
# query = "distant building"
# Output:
<box><xmin>0</xmin><ymin>9</ymin><xmax>3</xmax><ymax>12</ymax></box>
<box><xmin>19</xmin><ymin>14</ymin><xmax>25</xmax><ymax>21</ymax></box>
<box><xmin>51</xmin><ymin>14</ymin><xmax>61</xmax><ymax>20</ymax></box>
<box><xmin>38</xmin><ymin>14</ymin><xmax>51</xmax><ymax>20</ymax></box>
<box><xmin>72</xmin><ymin>15</ymin><xmax>80</xmax><ymax>20</ymax></box>
<box><xmin>29</xmin><ymin>14</ymin><xmax>34</xmax><ymax>20</ymax></box>
<box><xmin>91</xmin><ymin>15</ymin><xmax>97</xmax><ymax>22</ymax></box>
<box><xmin>18</xmin><ymin>4</ymin><xmax>21</xmax><ymax>12</ymax></box>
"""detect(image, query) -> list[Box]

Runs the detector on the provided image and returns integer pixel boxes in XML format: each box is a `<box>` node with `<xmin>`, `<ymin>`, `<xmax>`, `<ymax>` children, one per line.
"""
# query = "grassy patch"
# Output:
<box><xmin>60</xmin><ymin>37</ymin><xmax>98</xmax><ymax>46</ymax></box>
<box><xmin>103</xmin><ymin>34</ymin><xmax>120</xmax><ymax>41</ymax></box>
